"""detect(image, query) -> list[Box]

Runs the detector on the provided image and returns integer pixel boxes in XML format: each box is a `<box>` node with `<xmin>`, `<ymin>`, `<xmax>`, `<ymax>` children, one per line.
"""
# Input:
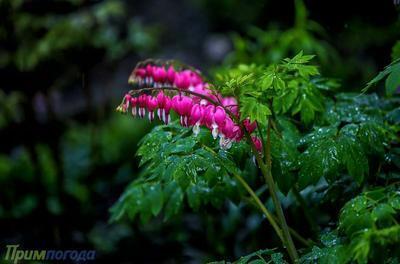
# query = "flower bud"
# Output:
<box><xmin>243</xmin><ymin>118</ymin><xmax>257</xmax><ymax>134</ymax></box>
<box><xmin>252</xmin><ymin>136</ymin><xmax>263</xmax><ymax>153</ymax></box>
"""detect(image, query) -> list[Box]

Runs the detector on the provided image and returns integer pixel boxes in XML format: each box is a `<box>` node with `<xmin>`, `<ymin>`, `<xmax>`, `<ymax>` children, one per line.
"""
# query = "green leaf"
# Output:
<box><xmin>300</xmin><ymin>101</ymin><xmax>315</xmax><ymax>124</ymax></box>
<box><xmin>110</xmin><ymin>184</ymin><xmax>144</xmax><ymax>222</ymax></box>
<box><xmin>164</xmin><ymin>182</ymin><xmax>183</xmax><ymax>220</ymax></box>
<box><xmin>240</xmin><ymin>97</ymin><xmax>271</xmax><ymax>125</ymax></box>
<box><xmin>271</xmin><ymin>132</ymin><xmax>299</xmax><ymax>194</ymax></box>
<box><xmin>299</xmin><ymin>126</ymin><xmax>338</xmax><ymax>147</ymax></box>
<box><xmin>297</xmin><ymin>65</ymin><xmax>319</xmax><ymax>78</ymax></box>
<box><xmin>299</xmin><ymin>139</ymin><xmax>340</xmax><ymax>189</ymax></box>
<box><xmin>337</xmin><ymin>135</ymin><xmax>368</xmax><ymax>184</ymax></box>
<box><xmin>385</xmin><ymin>63</ymin><xmax>400</xmax><ymax>95</ymax></box>
<box><xmin>273</xmin><ymin>75</ymin><xmax>285</xmax><ymax>90</ymax></box>
<box><xmin>283</xmin><ymin>51</ymin><xmax>319</xmax><ymax>78</ymax></box>
<box><xmin>281</xmin><ymin>87</ymin><xmax>299</xmax><ymax>113</ymax></box>
<box><xmin>260</xmin><ymin>72</ymin><xmax>274</xmax><ymax>89</ymax></box>
<box><xmin>357</xmin><ymin>122</ymin><xmax>385</xmax><ymax>156</ymax></box>
<box><xmin>284</xmin><ymin>51</ymin><xmax>315</xmax><ymax>64</ymax></box>
<box><xmin>364</xmin><ymin>59</ymin><xmax>400</xmax><ymax>92</ymax></box>
<box><xmin>371</xmin><ymin>204</ymin><xmax>396</xmax><ymax>223</ymax></box>
<box><xmin>147</xmin><ymin>183</ymin><xmax>163</xmax><ymax>216</ymax></box>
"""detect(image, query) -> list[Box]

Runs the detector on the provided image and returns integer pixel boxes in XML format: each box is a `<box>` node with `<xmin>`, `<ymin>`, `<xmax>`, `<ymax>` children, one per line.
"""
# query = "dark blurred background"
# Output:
<box><xmin>0</xmin><ymin>0</ymin><xmax>399</xmax><ymax>263</ymax></box>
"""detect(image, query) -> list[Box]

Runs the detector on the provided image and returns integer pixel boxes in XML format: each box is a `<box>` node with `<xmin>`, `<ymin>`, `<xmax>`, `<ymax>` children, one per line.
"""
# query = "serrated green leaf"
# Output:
<box><xmin>164</xmin><ymin>182</ymin><xmax>183</xmax><ymax>220</ymax></box>
<box><xmin>358</xmin><ymin>122</ymin><xmax>385</xmax><ymax>156</ymax></box>
<box><xmin>260</xmin><ymin>72</ymin><xmax>274</xmax><ymax>89</ymax></box>
<box><xmin>300</xmin><ymin>126</ymin><xmax>338</xmax><ymax>147</ymax></box>
<box><xmin>147</xmin><ymin>183</ymin><xmax>163</xmax><ymax>216</ymax></box>
<box><xmin>240</xmin><ymin>97</ymin><xmax>271</xmax><ymax>125</ymax></box>
<box><xmin>282</xmin><ymin>88</ymin><xmax>299</xmax><ymax>113</ymax></box>
<box><xmin>299</xmin><ymin>139</ymin><xmax>340</xmax><ymax>189</ymax></box>
<box><xmin>298</xmin><ymin>65</ymin><xmax>319</xmax><ymax>78</ymax></box>
<box><xmin>271</xmin><ymin>132</ymin><xmax>299</xmax><ymax>194</ymax></box>
<box><xmin>274</xmin><ymin>76</ymin><xmax>285</xmax><ymax>90</ymax></box>
<box><xmin>337</xmin><ymin>135</ymin><xmax>368</xmax><ymax>184</ymax></box>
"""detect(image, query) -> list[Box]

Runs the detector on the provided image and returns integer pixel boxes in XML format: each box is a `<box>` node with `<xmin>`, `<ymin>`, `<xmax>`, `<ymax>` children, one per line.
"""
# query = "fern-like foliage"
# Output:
<box><xmin>110</xmin><ymin>123</ymin><xmax>254</xmax><ymax>222</ymax></box>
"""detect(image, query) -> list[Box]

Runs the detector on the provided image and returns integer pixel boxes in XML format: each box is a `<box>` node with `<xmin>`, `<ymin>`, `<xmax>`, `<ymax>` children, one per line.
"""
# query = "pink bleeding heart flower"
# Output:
<box><xmin>153</xmin><ymin>66</ymin><xmax>167</xmax><ymax>86</ymax></box>
<box><xmin>181</xmin><ymin>70</ymin><xmax>202</xmax><ymax>90</ymax></box>
<box><xmin>205</xmin><ymin>105</ymin><xmax>226</xmax><ymax>139</ymax></box>
<box><xmin>129</xmin><ymin>68</ymin><xmax>146</xmax><ymax>85</ymax></box>
<box><xmin>222</xmin><ymin>97</ymin><xmax>239</xmax><ymax>116</ymax></box>
<box><xmin>167</xmin><ymin>66</ymin><xmax>176</xmax><ymax>85</ymax></box>
<box><xmin>190</xmin><ymin>72</ymin><xmax>203</xmax><ymax>87</ymax></box>
<box><xmin>130</xmin><ymin>97</ymin><xmax>138</xmax><ymax>117</ymax></box>
<box><xmin>156</xmin><ymin>91</ymin><xmax>172</xmax><ymax>124</ymax></box>
<box><xmin>243</xmin><ymin>118</ymin><xmax>257</xmax><ymax>134</ymax></box>
<box><xmin>219</xmin><ymin>117</ymin><xmax>235</xmax><ymax>149</ymax></box>
<box><xmin>145</xmin><ymin>64</ymin><xmax>154</xmax><ymax>85</ymax></box>
<box><xmin>190</xmin><ymin>104</ymin><xmax>206</xmax><ymax>136</ymax></box>
<box><xmin>233</xmin><ymin>125</ymin><xmax>244</xmax><ymax>141</ymax></box>
<box><xmin>214</xmin><ymin>107</ymin><xmax>226</xmax><ymax>127</ymax></box>
<box><xmin>137</xmin><ymin>94</ymin><xmax>148</xmax><ymax>118</ymax></box>
<box><xmin>252</xmin><ymin>136</ymin><xmax>263</xmax><ymax>153</ymax></box>
<box><xmin>156</xmin><ymin>91</ymin><xmax>166</xmax><ymax>120</ymax></box>
<box><xmin>135</xmin><ymin>68</ymin><xmax>146</xmax><ymax>78</ymax></box>
<box><xmin>174</xmin><ymin>72</ymin><xmax>190</xmax><ymax>90</ymax></box>
<box><xmin>172</xmin><ymin>95</ymin><xmax>193</xmax><ymax>126</ymax></box>
<box><xmin>163</xmin><ymin>97</ymin><xmax>172</xmax><ymax>124</ymax></box>
<box><xmin>122</xmin><ymin>93</ymin><xmax>132</xmax><ymax>112</ymax></box>
<box><xmin>221</xmin><ymin>117</ymin><xmax>235</xmax><ymax>138</ymax></box>
<box><xmin>219</xmin><ymin>118</ymin><xmax>242</xmax><ymax>149</ymax></box>
<box><xmin>146</xmin><ymin>96</ymin><xmax>158</xmax><ymax>121</ymax></box>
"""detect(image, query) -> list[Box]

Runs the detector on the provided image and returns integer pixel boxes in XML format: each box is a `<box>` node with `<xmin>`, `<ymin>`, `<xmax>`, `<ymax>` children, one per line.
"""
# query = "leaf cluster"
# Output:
<box><xmin>301</xmin><ymin>186</ymin><xmax>400</xmax><ymax>264</ymax></box>
<box><xmin>110</xmin><ymin>124</ymin><xmax>253</xmax><ymax>223</ymax></box>
<box><xmin>214</xmin><ymin>52</ymin><xmax>332</xmax><ymax>126</ymax></box>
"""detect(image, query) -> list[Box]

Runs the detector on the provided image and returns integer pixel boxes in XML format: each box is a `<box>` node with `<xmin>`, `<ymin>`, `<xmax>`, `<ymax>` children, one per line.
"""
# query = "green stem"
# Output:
<box><xmin>233</xmin><ymin>172</ymin><xmax>284</xmax><ymax>242</ymax></box>
<box><xmin>266</xmin><ymin>116</ymin><xmax>299</xmax><ymax>262</ymax></box>
<box><xmin>244</xmin><ymin>191</ymin><xmax>314</xmax><ymax>248</ymax></box>
<box><xmin>261</xmin><ymin>160</ymin><xmax>299</xmax><ymax>263</ymax></box>
<box><xmin>248</xmin><ymin>116</ymin><xmax>298</xmax><ymax>263</ymax></box>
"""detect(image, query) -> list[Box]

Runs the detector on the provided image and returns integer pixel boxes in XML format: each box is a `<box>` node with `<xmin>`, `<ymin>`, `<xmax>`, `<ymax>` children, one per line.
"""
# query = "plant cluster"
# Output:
<box><xmin>113</xmin><ymin>50</ymin><xmax>400</xmax><ymax>263</ymax></box>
